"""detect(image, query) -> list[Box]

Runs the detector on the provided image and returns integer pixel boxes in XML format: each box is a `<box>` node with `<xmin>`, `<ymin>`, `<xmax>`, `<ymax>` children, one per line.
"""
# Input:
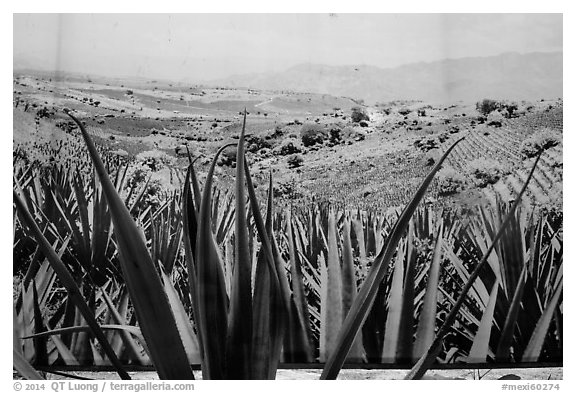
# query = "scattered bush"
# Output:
<box><xmin>287</xmin><ymin>154</ymin><xmax>304</xmax><ymax>169</ymax></box>
<box><xmin>275</xmin><ymin>141</ymin><xmax>302</xmax><ymax>156</ymax></box>
<box><xmin>135</xmin><ymin>150</ymin><xmax>176</xmax><ymax>171</ymax></box>
<box><xmin>476</xmin><ymin>99</ymin><xmax>499</xmax><ymax>116</ymax></box>
<box><xmin>245</xmin><ymin>135</ymin><xmax>272</xmax><ymax>153</ymax></box>
<box><xmin>300</xmin><ymin>123</ymin><xmax>328</xmax><ymax>147</ymax></box>
<box><xmin>486</xmin><ymin>110</ymin><xmax>504</xmax><ymax>127</ymax></box>
<box><xmin>351</xmin><ymin>106</ymin><xmax>370</xmax><ymax>123</ymax></box>
<box><xmin>329</xmin><ymin>127</ymin><xmax>342</xmax><ymax>144</ymax></box>
<box><xmin>468</xmin><ymin>158</ymin><xmax>506</xmax><ymax>187</ymax></box>
<box><xmin>520</xmin><ymin>128</ymin><xmax>561</xmax><ymax>158</ymax></box>
<box><xmin>414</xmin><ymin>137</ymin><xmax>438</xmax><ymax>152</ymax></box>
<box><xmin>437</xmin><ymin>167</ymin><xmax>467</xmax><ymax>195</ymax></box>
<box><xmin>273</xmin><ymin>180</ymin><xmax>303</xmax><ymax>199</ymax></box>
<box><xmin>501</xmin><ymin>101</ymin><xmax>518</xmax><ymax>118</ymax></box>
<box><xmin>398</xmin><ymin>107</ymin><xmax>412</xmax><ymax>116</ymax></box>
<box><xmin>219</xmin><ymin>146</ymin><xmax>237</xmax><ymax>166</ymax></box>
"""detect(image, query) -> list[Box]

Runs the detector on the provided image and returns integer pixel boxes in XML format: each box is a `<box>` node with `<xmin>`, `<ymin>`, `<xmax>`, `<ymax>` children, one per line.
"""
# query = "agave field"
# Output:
<box><xmin>12</xmin><ymin>102</ymin><xmax>563</xmax><ymax>380</ymax></box>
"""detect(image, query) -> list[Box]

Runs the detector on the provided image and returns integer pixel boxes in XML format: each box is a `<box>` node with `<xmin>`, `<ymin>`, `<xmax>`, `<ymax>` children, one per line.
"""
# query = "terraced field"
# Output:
<box><xmin>443</xmin><ymin>105</ymin><xmax>562</xmax><ymax>209</ymax></box>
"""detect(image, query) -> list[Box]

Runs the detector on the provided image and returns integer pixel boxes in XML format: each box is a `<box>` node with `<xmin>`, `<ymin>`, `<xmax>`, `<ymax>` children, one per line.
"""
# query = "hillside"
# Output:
<box><xmin>210</xmin><ymin>52</ymin><xmax>562</xmax><ymax>104</ymax></box>
<box><xmin>13</xmin><ymin>71</ymin><xmax>563</xmax><ymax>215</ymax></box>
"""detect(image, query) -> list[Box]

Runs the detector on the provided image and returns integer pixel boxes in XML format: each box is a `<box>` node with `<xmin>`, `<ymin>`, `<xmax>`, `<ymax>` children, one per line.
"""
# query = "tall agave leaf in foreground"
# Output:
<box><xmin>405</xmin><ymin>153</ymin><xmax>543</xmax><ymax>380</ymax></box>
<box><xmin>320</xmin><ymin>136</ymin><xmax>464</xmax><ymax>379</ymax></box>
<box><xmin>226</xmin><ymin>111</ymin><xmax>253</xmax><ymax>378</ymax></box>
<box><xmin>185</xmin><ymin>112</ymin><xmax>287</xmax><ymax>379</ymax></box>
<box><xmin>65</xmin><ymin>111</ymin><xmax>194</xmax><ymax>380</ymax></box>
<box><xmin>244</xmin><ymin>159</ymin><xmax>290</xmax><ymax>378</ymax></box>
<box><xmin>192</xmin><ymin>144</ymin><xmax>234</xmax><ymax>379</ymax></box>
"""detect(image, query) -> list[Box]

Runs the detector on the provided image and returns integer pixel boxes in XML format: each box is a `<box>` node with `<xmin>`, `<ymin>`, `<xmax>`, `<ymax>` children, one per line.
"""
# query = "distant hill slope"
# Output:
<box><xmin>210</xmin><ymin>52</ymin><xmax>562</xmax><ymax>104</ymax></box>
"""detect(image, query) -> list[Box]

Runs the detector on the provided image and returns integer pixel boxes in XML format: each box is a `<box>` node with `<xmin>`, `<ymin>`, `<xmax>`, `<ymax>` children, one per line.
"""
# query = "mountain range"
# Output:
<box><xmin>208</xmin><ymin>51</ymin><xmax>562</xmax><ymax>104</ymax></box>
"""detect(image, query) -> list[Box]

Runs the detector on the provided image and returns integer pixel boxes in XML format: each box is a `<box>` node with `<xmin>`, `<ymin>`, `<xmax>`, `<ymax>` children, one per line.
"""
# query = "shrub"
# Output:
<box><xmin>275</xmin><ymin>141</ymin><xmax>302</xmax><ymax>156</ymax></box>
<box><xmin>300</xmin><ymin>123</ymin><xmax>328</xmax><ymax>147</ymax></box>
<box><xmin>486</xmin><ymin>110</ymin><xmax>504</xmax><ymax>127</ymax></box>
<box><xmin>501</xmin><ymin>101</ymin><xmax>518</xmax><ymax>118</ymax></box>
<box><xmin>245</xmin><ymin>135</ymin><xmax>272</xmax><ymax>153</ymax></box>
<box><xmin>437</xmin><ymin>167</ymin><xmax>467</xmax><ymax>195</ymax></box>
<box><xmin>273</xmin><ymin>180</ymin><xmax>303</xmax><ymax>199</ymax></box>
<box><xmin>287</xmin><ymin>154</ymin><xmax>304</xmax><ymax>169</ymax></box>
<box><xmin>135</xmin><ymin>150</ymin><xmax>176</xmax><ymax>171</ymax></box>
<box><xmin>520</xmin><ymin>128</ymin><xmax>561</xmax><ymax>158</ymax></box>
<box><xmin>468</xmin><ymin>158</ymin><xmax>506</xmax><ymax>187</ymax></box>
<box><xmin>219</xmin><ymin>146</ymin><xmax>237</xmax><ymax>166</ymax></box>
<box><xmin>414</xmin><ymin>137</ymin><xmax>438</xmax><ymax>152</ymax></box>
<box><xmin>398</xmin><ymin>108</ymin><xmax>412</xmax><ymax>116</ymax></box>
<box><xmin>476</xmin><ymin>99</ymin><xmax>500</xmax><ymax>116</ymax></box>
<box><xmin>329</xmin><ymin>127</ymin><xmax>342</xmax><ymax>144</ymax></box>
<box><xmin>351</xmin><ymin>106</ymin><xmax>370</xmax><ymax>123</ymax></box>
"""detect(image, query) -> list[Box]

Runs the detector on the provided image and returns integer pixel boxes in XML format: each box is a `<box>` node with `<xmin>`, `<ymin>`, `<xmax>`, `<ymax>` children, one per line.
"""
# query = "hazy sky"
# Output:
<box><xmin>13</xmin><ymin>13</ymin><xmax>563</xmax><ymax>81</ymax></box>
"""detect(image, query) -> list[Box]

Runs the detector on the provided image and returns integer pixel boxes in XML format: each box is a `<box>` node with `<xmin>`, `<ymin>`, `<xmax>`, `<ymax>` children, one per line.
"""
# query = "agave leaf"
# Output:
<box><xmin>319</xmin><ymin>252</ymin><xmax>328</xmax><ymax>362</ymax></box>
<box><xmin>181</xmin><ymin>164</ymin><xmax>205</xmax><ymax>365</ymax></box>
<box><xmin>522</xmin><ymin>274</ymin><xmax>563</xmax><ymax>362</ymax></box>
<box><xmin>13</xmin><ymin>349</ymin><xmax>45</xmax><ymax>380</ymax></box>
<box><xmin>351</xmin><ymin>215</ymin><xmax>368</xmax><ymax>272</ymax></box>
<box><xmin>158</xmin><ymin>266</ymin><xmax>202</xmax><ymax>364</ymax></box>
<box><xmin>382</xmin><ymin>239</ymin><xmax>405</xmax><ymax>363</ymax></box>
<box><xmin>195</xmin><ymin>143</ymin><xmax>236</xmax><ymax>379</ymax></box>
<box><xmin>396</xmin><ymin>222</ymin><xmax>417</xmax><ymax>363</ymax></box>
<box><xmin>65</xmin><ymin>111</ymin><xmax>193</xmax><ymax>380</ymax></box>
<box><xmin>496</xmin><ymin>265</ymin><xmax>528</xmax><ymax>361</ymax></box>
<box><xmin>405</xmin><ymin>152</ymin><xmax>543</xmax><ymax>380</ymax></box>
<box><xmin>244</xmin><ymin>165</ymin><xmax>289</xmax><ymax>378</ymax></box>
<box><xmin>251</xmin><ymin>234</ymin><xmax>273</xmax><ymax>378</ymax></box>
<box><xmin>323</xmin><ymin>209</ymin><xmax>344</xmax><ymax>361</ymax></box>
<box><xmin>413</xmin><ymin>222</ymin><xmax>443</xmax><ymax>359</ymax></box>
<box><xmin>225</xmin><ymin>111</ymin><xmax>253</xmax><ymax>379</ymax></box>
<box><xmin>467</xmin><ymin>280</ymin><xmax>499</xmax><ymax>362</ymax></box>
<box><xmin>286</xmin><ymin>209</ymin><xmax>314</xmax><ymax>362</ymax></box>
<box><xmin>320</xmin><ymin>136</ymin><xmax>463</xmax><ymax>380</ymax></box>
<box><xmin>91</xmin><ymin>341</ymin><xmax>107</xmax><ymax>366</ymax></box>
<box><xmin>51</xmin><ymin>334</ymin><xmax>81</xmax><ymax>366</ymax></box>
<box><xmin>99</xmin><ymin>288</ymin><xmax>148</xmax><ymax>365</ymax></box>
<box><xmin>341</xmin><ymin>215</ymin><xmax>356</xmax><ymax>316</ymax></box>
<box><xmin>31</xmin><ymin>282</ymin><xmax>48</xmax><ymax>366</ymax></box>
<box><xmin>13</xmin><ymin>189</ymin><xmax>130</xmax><ymax>379</ymax></box>
<box><xmin>251</xmin><ymin>176</ymin><xmax>279</xmax><ymax>378</ymax></box>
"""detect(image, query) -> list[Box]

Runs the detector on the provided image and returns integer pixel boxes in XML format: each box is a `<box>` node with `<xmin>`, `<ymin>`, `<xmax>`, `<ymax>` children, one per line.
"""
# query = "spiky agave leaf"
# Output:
<box><xmin>13</xmin><ymin>349</ymin><xmax>45</xmax><ymax>380</ymax></box>
<box><xmin>467</xmin><ymin>280</ymin><xmax>500</xmax><ymax>362</ymax></box>
<box><xmin>244</xmin><ymin>161</ymin><xmax>290</xmax><ymax>378</ymax></box>
<box><xmin>522</xmin><ymin>273</ymin><xmax>563</xmax><ymax>362</ymax></box>
<box><xmin>226</xmin><ymin>111</ymin><xmax>253</xmax><ymax>379</ymax></box>
<box><xmin>64</xmin><ymin>111</ymin><xmax>193</xmax><ymax>380</ymax></box>
<box><xmin>194</xmin><ymin>143</ymin><xmax>235</xmax><ymax>379</ymax></box>
<box><xmin>413</xmin><ymin>222</ymin><xmax>443</xmax><ymax>359</ymax></box>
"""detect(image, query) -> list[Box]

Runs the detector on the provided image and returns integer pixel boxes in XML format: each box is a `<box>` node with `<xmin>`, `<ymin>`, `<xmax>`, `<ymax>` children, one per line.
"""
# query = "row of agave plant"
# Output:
<box><xmin>13</xmin><ymin>111</ymin><xmax>562</xmax><ymax>379</ymax></box>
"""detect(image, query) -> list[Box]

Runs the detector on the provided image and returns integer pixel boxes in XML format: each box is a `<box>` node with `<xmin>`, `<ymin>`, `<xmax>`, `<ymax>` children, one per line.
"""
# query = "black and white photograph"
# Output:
<box><xmin>10</xmin><ymin>8</ymin><xmax>566</xmax><ymax>384</ymax></box>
